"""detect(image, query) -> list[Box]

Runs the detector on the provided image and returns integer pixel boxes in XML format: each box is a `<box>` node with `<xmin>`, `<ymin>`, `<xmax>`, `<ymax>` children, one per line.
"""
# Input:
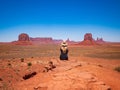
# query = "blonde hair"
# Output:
<box><xmin>60</xmin><ymin>41</ymin><xmax>68</xmax><ymax>53</ymax></box>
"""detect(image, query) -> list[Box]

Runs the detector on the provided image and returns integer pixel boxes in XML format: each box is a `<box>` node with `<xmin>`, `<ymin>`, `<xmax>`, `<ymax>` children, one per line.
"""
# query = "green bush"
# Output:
<box><xmin>27</xmin><ymin>62</ymin><xmax>32</xmax><ymax>66</ymax></box>
<box><xmin>8</xmin><ymin>63</ymin><xmax>11</xmax><ymax>66</ymax></box>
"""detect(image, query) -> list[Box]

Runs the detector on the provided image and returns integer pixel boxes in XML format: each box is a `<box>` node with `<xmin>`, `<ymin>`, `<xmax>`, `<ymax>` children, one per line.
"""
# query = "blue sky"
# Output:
<box><xmin>0</xmin><ymin>0</ymin><xmax>120</xmax><ymax>42</ymax></box>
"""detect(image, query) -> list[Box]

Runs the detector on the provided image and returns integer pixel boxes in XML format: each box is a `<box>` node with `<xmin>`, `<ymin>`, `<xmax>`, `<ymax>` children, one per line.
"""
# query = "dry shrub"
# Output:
<box><xmin>114</xmin><ymin>66</ymin><xmax>120</xmax><ymax>72</ymax></box>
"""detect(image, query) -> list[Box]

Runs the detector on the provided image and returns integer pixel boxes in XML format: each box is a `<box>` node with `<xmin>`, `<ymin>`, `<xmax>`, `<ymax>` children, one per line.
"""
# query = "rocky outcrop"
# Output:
<box><xmin>23</xmin><ymin>71</ymin><xmax>37</xmax><ymax>80</ymax></box>
<box><xmin>79</xmin><ymin>33</ymin><xmax>97</xmax><ymax>45</ymax></box>
<box><xmin>43</xmin><ymin>61</ymin><xmax>56</xmax><ymax>72</ymax></box>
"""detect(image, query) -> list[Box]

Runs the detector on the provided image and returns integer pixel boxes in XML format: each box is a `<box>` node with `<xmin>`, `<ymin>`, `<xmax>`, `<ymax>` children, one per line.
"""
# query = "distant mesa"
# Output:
<box><xmin>79</xmin><ymin>33</ymin><xmax>97</xmax><ymax>45</ymax></box>
<box><xmin>30</xmin><ymin>37</ymin><xmax>52</xmax><ymax>42</ymax></box>
<box><xmin>11</xmin><ymin>33</ymin><xmax>106</xmax><ymax>45</ymax></box>
<box><xmin>12</xmin><ymin>33</ymin><xmax>57</xmax><ymax>45</ymax></box>
<box><xmin>66</xmin><ymin>38</ymin><xmax>78</xmax><ymax>44</ymax></box>
<box><xmin>30</xmin><ymin>37</ymin><xmax>54</xmax><ymax>44</ymax></box>
<box><xmin>53</xmin><ymin>39</ymin><xmax>63</xmax><ymax>44</ymax></box>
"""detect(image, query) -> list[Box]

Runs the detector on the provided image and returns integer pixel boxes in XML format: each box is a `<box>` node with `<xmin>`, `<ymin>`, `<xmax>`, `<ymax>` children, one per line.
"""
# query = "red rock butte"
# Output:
<box><xmin>79</xmin><ymin>33</ymin><xmax>97</xmax><ymax>45</ymax></box>
<box><xmin>11</xmin><ymin>33</ymin><xmax>106</xmax><ymax>45</ymax></box>
<box><xmin>18</xmin><ymin>33</ymin><xmax>30</xmax><ymax>41</ymax></box>
<box><xmin>12</xmin><ymin>33</ymin><xmax>32</xmax><ymax>45</ymax></box>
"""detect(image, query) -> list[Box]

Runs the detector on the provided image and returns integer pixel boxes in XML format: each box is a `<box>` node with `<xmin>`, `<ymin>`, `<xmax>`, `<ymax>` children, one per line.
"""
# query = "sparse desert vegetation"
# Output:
<box><xmin>20</xmin><ymin>58</ymin><xmax>24</xmax><ymax>62</ymax></box>
<box><xmin>0</xmin><ymin>44</ymin><xmax>120</xmax><ymax>60</ymax></box>
<box><xmin>27</xmin><ymin>62</ymin><xmax>32</xmax><ymax>66</ymax></box>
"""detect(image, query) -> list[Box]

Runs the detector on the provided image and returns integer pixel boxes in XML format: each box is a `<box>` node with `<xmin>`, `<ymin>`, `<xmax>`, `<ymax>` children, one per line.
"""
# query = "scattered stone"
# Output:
<box><xmin>43</xmin><ymin>61</ymin><xmax>56</xmax><ymax>72</ymax></box>
<box><xmin>23</xmin><ymin>71</ymin><xmax>37</xmax><ymax>80</ymax></box>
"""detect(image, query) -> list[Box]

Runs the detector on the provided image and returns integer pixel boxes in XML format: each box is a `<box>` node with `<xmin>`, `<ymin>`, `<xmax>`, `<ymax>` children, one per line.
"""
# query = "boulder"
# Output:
<box><xmin>23</xmin><ymin>71</ymin><xmax>37</xmax><ymax>80</ymax></box>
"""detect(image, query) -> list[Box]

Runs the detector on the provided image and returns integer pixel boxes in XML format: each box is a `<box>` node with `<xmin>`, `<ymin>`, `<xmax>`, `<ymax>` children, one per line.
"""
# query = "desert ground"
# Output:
<box><xmin>0</xmin><ymin>43</ymin><xmax>120</xmax><ymax>90</ymax></box>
